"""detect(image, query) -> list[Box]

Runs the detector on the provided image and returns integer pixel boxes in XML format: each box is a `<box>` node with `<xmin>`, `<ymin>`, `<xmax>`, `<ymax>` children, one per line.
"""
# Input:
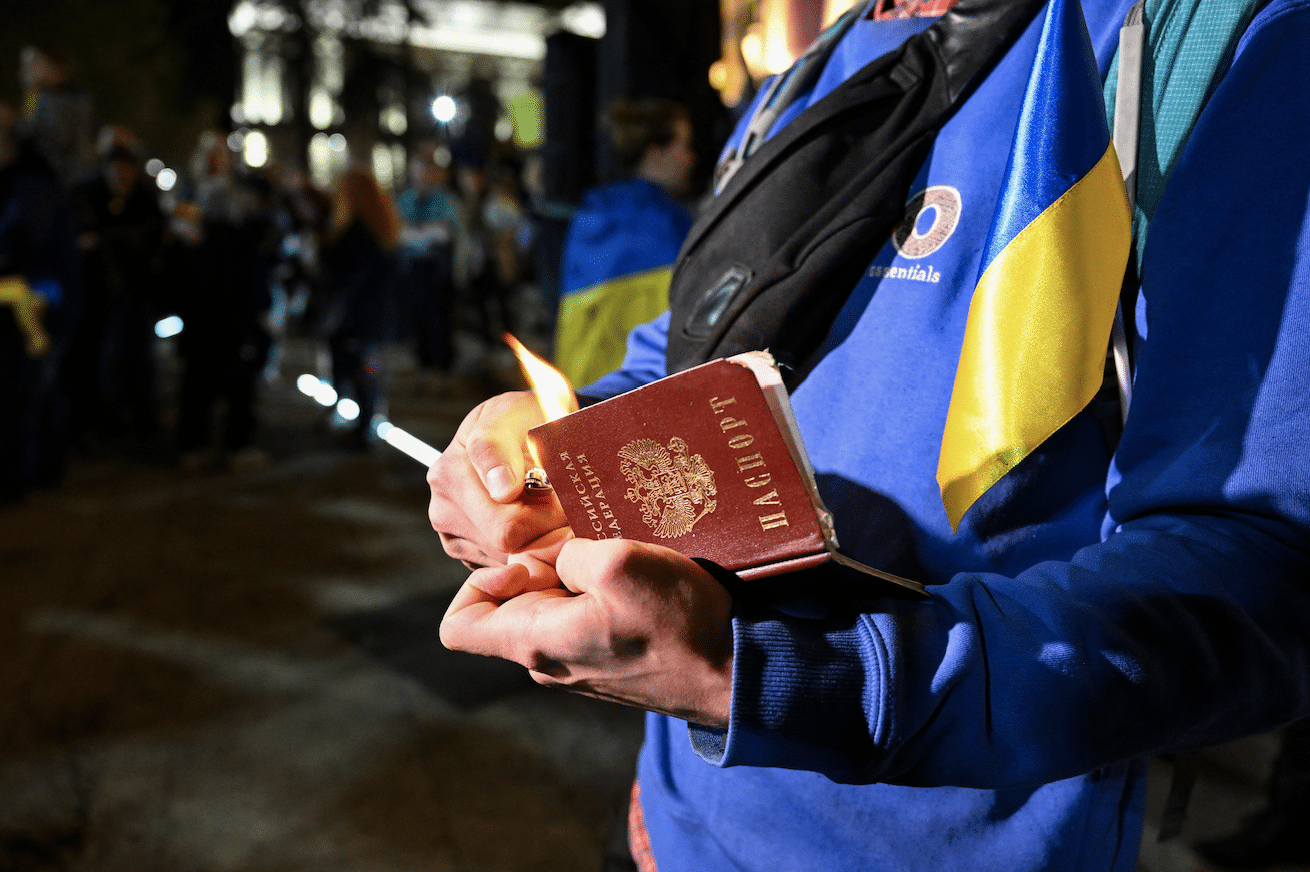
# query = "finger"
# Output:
<box><xmin>459</xmin><ymin>563</ymin><xmax>540</xmax><ymax>605</ymax></box>
<box><xmin>428</xmin><ymin>443</ymin><xmax>566</xmax><ymax>556</ymax></box>
<box><xmin>461</xmin><ymin>392</ymin><xmax>544</xmax><ymax>502</ymax></box>
<box><xmin>511</xmin><ymin>526</ymin><xmax>574</xmax><ymax>566</ymax></box>
<box><xmin>440</xmin><ymin>566</ymin><xmax>523</xmax><ymax>656</ymax></box>
<box><xmin>554</xmin><ymin>537</ymin><xmax>706</xmax><ymax>596</ymax></box>
<box><xmin>555</xmin><ymin>537</ymin><xmax>735</xmax><ymax>665</ymax></box>
<box><xmin>437</xmin><ymin>532</ymin><xmax>505</xmax><ymax>569</ymax></box>
<box><xmin>506</xmin><ymin>526</ymin><xmax>573</xmax><ymax>588</ymax></box>
<box><xmin>440</xmin><ymin>565</ymin><xmax>573</xmax><ymax>659</ymax></box>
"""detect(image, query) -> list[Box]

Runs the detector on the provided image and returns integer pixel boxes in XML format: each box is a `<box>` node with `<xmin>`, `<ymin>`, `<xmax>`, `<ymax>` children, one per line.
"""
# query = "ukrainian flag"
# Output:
<box><xmin>937</xmin><ymin>0</ymin><xmax>1131</xmax><ymax>532</ymax></box>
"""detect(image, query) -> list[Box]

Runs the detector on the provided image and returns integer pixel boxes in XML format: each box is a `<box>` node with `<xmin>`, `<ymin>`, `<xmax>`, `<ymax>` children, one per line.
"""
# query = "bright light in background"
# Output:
<box><xmin>243</xmin><ymin>129</ymin><xmax>270</xmax><ymax>168</ymax></box>
<box><xmin>145</xmin><ymin>158</ymin><xmax>165</xmax><ymax>177</ymax></box>
<box><xmin>823</xmin><ymin>0</ymin><xmax>860</xmax><ymax>26</ymax></box>
<box><xmin>559</xmin><ymin>2</ymin><xmax>605</xmax><ymax>37</ymax></box>
<box><xmin>155</xmin><ymin>168</ymin><xmax>178</xmax><ymax>192</ymax></box>
<box><xmin>297</xmin><ymin>372</ymin><xmax>339</xmax><ymax>407</ymax></box>
<box><xmin>740</xmin><ymin>29</ymin><xmax>764</xmax><ymax>75</ymax></box>
<box><xmin>432</xmin><ymin>95</ymin><xmax>457</xmax><ymax>124</ymax></box>
<box><xmin>408</xmin><ymin>25</ymin><xmax>544</xmax><ymax>60</ymax></box>
<box><xmin>155</xmin><ymin>315</ymin><xmax>183</xmax><ymax>338</ymax></box>
<box><xmin>309</xmin><ymin>88</ymin><xmax>335</xmax><ymax>130</ymax></box>
<box><xmin>309</xmin><ymin>133</ymin><xmax>333</xmax><ymax>186</ymax></box>
<box><xmin>329</xmin><ymin>133</ymin><xmax>347</xmax><ymax>152</ymax></box>
<box><xmin>504</xmin><ymin>88</ymin><xmax>543</xmax><ymax>149</ymax></box>
<box><xmin>372</xmin><ymin>143</ymin><xmax>396</xmax><ymax>190</ymax></box>
<box><xmin>495</xmin><ymin>116</ymin><xmax>514</xmax><ymax>143</ymax></box>
<box><xmin>381</xmin><ymin>104</ymin><xmax>407</xmax><ymax>136</ymax></box>
<box><xmin>295</xmin><ymin>373</ymin><xmax>441</xmax><ymax>467</ymax></box>
<box><xmin>739</xmin><ymin>0</ymin><xmax>799</xmax><ymax>79</ymax></box>
<box><xmin>335</xmin><ymin>398</ymin><xmax>360</xmax><ymax>421</ymax></box>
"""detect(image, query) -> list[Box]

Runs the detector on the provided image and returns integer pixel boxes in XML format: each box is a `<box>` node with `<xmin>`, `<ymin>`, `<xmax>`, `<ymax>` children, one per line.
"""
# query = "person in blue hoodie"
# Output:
<box><xmin>428</xmin><ymin>1</ymin><xmax>1310</xmax><ymax>870</ymax></box>
<box><xmin>554</xmin><ymin>99</ymin><xmax>696</xmax><ymax>388</ymax></box>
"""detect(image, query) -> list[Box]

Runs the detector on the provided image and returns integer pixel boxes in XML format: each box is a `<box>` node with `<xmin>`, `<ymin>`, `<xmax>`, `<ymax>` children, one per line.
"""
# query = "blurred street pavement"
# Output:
<box><xmin>0</xmin><ymin>336</ymin><xmax>644</xmax><ymax>872</ymax></box>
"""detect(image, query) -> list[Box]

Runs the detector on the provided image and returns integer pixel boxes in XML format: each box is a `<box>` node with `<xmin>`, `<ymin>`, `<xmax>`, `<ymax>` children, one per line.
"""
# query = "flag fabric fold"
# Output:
<box><xmin>937</xmin><ymin>0</ymin><xmax>1132</xmax><ymax>531</ymax></box>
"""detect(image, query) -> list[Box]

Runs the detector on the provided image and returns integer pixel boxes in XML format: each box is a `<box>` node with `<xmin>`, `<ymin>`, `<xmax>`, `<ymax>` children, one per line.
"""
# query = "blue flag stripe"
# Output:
<box><xmin>981</xmin><ymin>0</ymin><xmax>1113</xmax><ymax>274</ymax></box>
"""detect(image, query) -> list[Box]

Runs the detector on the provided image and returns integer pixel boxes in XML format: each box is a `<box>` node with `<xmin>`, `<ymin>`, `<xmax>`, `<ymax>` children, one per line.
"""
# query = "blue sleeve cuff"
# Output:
<box><xmin>688</xmin><ymin>596</ymin><xmax>892</xmax><ymax>781</ymax></box>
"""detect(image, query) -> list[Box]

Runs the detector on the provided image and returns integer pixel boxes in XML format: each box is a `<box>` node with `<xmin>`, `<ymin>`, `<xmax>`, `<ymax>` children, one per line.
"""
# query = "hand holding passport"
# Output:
<box><xmin>428</xmin><ymin>387</ymin><xmax>734</xmax><ymax>726</ymax></box>
<box><xmin>428</xmin><ymin>352</ymin><xmax>921</xmax><ymax>724</ymax></box>
<box><xmin>424</xmin><ymin>390</ymin><xmax>568</xmax><ymax>585</ymax></box>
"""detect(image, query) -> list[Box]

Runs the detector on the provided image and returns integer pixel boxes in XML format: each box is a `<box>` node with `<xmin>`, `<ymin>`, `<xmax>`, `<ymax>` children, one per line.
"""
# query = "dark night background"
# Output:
<box><xmin>3</xmin><ymin>0</ymin><xmax>237</xmax><ymax>166</ymax></box>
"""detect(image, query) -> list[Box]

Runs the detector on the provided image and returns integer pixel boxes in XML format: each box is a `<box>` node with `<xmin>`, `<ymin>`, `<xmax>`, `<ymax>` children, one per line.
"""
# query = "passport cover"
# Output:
<box><xmin>529</xmin><ymin>352</ymin><xmax>924</xmax><ymax>593</ymax></box>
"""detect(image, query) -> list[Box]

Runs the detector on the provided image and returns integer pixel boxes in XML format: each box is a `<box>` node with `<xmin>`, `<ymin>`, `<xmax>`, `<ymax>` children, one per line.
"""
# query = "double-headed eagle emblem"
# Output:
<box><xmin>618</xmin><ymin>437</ymin><xmax>717</xmax><ymax>538</ymax></box>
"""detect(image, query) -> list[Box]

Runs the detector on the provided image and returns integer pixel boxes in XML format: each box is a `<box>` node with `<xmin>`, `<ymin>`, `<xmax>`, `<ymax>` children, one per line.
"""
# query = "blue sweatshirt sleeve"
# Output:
<box><xmin>579</xmin><ymin>310</ymin><xmax>670</xmax><ymax>399</ymax></box>
<box><xmin>695</xmin><ymin>2</ymin><xmax>1310</xmax><ymax>788</ymax></box>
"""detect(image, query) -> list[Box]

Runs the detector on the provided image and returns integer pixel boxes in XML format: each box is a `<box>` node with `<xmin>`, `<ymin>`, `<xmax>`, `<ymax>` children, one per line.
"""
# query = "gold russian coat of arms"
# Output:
<box><xmin>618</xmin><ymin>437</ymin><xmax>717</xmax><ymax>538</ymax></box>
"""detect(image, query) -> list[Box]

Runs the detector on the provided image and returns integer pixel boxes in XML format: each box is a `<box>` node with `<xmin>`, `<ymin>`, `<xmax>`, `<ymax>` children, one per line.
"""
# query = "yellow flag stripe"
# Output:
<box><xmin>0</xmin><ymin>276</ymin><xmax>51</xmax><ymax>358</ymax></box>
<box><xmin>554</xmin><ymin>265</ymin><xmax>674</xmax><ymax>387</ymax></box>
<box><xmin>938</xmin><ymin>145</ymin><xmax>1130</xmax><ymax>529</ymax></box>
<box><xmin>0</xmin><ymin>276</ymin><xmax>37</xmax><ymax>307</ymax></box>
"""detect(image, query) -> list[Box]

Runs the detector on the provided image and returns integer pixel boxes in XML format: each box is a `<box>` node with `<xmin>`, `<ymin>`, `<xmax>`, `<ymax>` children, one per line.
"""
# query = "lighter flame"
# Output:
<box><xmin>504</xmin><ymin>333</ymin><xmax>578</xmax><ymax>422</ymax></box>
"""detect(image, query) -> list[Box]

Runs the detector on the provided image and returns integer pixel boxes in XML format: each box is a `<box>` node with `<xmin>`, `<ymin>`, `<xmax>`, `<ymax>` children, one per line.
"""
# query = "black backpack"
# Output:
<box><xmin>665</xmin><ymin>0</ymin><xmax>1046</xmax><ymax>383</ymax></box>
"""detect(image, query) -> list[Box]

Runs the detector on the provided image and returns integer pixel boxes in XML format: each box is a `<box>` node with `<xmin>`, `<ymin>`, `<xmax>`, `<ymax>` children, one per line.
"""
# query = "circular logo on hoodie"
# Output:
<box><xmin>891</xmin><ymin>186</ymin><xmax>962</xmax><ymax>259</ymax></box>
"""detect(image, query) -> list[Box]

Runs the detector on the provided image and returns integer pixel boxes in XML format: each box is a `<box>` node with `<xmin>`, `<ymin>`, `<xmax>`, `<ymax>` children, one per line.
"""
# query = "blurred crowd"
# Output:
<box><xmin>2</xmin><ymin>44</ymin><xmax>545</xmax><ymax>506</ymax></box>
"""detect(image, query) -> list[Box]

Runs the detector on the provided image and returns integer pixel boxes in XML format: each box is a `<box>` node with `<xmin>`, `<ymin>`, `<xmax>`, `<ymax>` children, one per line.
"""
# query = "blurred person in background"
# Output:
<box><xmin>171</xmin><ymin>131</ymin><xmax>273</xmax><ymax>471</ymax></box>
<box><xmin>455</xmin><ymin>161</ymin><xmax>519</xmax><ymax>355</ymax></box>
<box><xmin>68</xmin><ymin>124</ymin><xmax>167</xmax><ymax>453</ymax></box>
<box><xmin>319</xmin><ymin>164</ymin><xmax>402</xmax><ymax>449</ymax></box>
<box><xmin>398</xmin><ymin>144</ymin><xmax>463</xmax><ymax>392</ymax></box>
<box><xmin>0</xmin><ymin>103</ymin><xmax>81</xmax><ymax>503</ymax></box>
<box><xmin>554</xmin><ymin>98</ymin><xmax>696</xmax><ymax>388</ymax></box>
<box><xmin>483</xmin><ymin>162</ymin><xmax>526</xmax><ymax>303</ymax></box>
<box><xmin>18</xmin><ymin>43</ymin><xmax>95</xmax><ymax>189</ymax></box>
<box><xmin>258</xmin><ymin>166</ymin><xmax>324</xmax><ymax>384</ymax></box>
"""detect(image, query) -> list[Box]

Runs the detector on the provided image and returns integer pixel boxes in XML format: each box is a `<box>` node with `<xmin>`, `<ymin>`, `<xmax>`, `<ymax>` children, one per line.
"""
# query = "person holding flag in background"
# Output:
<box><xmin>553</xmin><ymin>99</ymin><xmax>696</xmax><ymax>388</ymax></box>
<box><xmin>428</xmin><ymin>0</ymin><xmax>1310</xmax><ymax>870</ymax></box>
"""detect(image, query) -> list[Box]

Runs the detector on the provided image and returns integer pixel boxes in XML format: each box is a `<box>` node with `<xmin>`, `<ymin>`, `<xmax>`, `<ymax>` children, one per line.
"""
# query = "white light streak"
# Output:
<box><xmin>155</xmin><ymin>315</ymin><xmax>184</xmax><ymax>338</ymax></box>
<box><xmin>376</xmin><ymin>421</ymin><xmax>442</xmax><ymax>467</ymax></box>
<box><xmin>296</xmin><ymin>373</ymin><xmax>441</xmax><ymax>466</ymax></box>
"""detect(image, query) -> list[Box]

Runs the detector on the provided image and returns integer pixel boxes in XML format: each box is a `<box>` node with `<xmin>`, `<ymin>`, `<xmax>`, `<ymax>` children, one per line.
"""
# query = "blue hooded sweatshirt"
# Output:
<box><xmin>583</xmin><ymin>1</ymin><xmax>1310</xmax><ymax>870</ymax></box>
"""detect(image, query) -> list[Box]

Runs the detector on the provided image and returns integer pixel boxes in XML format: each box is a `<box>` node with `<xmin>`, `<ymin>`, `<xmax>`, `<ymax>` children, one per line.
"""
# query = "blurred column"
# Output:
<box><xmin>598</xmin><ymin>0</ymin><xmax>725</xmax><ymax>192</ymax></box>
<box><xmin>537</xmin><ymin>30</ymin><xmax>599</xmax><ymax>325</ymax></box>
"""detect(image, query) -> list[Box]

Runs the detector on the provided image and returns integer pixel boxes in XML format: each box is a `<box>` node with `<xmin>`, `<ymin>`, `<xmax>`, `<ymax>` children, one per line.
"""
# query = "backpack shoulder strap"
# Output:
<box><xmin>1103</xmin><ymin>0</ymin><xmax>1270</xmax><ymax>425</ymax></box>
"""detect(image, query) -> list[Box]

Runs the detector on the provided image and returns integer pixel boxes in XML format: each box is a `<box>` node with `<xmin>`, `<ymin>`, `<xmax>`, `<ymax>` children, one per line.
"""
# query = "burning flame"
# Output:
<box><xmin>504</xmin><ymin>333</ymin><xmax>579</xmax><ymax>424</ymax></box>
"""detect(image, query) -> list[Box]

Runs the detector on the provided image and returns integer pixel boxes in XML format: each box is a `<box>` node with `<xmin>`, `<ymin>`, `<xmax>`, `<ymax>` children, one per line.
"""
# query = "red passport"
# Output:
<box><xmin>529</xmin><ymin>352</ymin><xmax>924</xmax><ymax>593</ymax></box>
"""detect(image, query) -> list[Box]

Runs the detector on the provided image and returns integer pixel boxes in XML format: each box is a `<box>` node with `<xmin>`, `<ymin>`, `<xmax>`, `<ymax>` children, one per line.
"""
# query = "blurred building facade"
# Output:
<box><xmin>224</xmin><ymin>0</ymin><xmax>862</xmax><ymax>186</ymax></box>
<box><xmin>225</xmin><ymin>0</ymin><xmax>593</xmax><ymax>189</ymax></box>
<box><xmin>223</xmin><ymin>0</ymin><xmax>860</xmax><ymax>303</ymax></box>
